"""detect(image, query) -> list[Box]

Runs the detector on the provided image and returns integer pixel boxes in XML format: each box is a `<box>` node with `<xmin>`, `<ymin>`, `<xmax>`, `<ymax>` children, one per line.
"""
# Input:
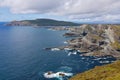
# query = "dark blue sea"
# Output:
<box><xmin>0</xmin><ymin>22</ymin><xmax>116</xmax><ymax>80</ymax></box>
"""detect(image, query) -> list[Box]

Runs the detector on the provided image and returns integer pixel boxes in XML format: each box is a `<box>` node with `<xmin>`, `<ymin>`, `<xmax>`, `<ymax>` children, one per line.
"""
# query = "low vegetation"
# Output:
<box><xmin>111</xmin><ymin>41</ymin><xmax>120</xmax><ymax>51</ymax></box>
<box><xmin>70</xmin><ymin>61</ymin><xmax>120</xmax><ymax>80</ymax></box>
<box><xmin>7</xmin><ymin>19</ymin><xmax>80</xmax><ymax>26</ymax></box>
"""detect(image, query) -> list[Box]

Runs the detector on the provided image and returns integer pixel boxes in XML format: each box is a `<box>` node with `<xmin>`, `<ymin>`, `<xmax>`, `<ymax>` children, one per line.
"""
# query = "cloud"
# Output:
<box><xmin>0</xmin><ymin>0</ymin><xmax>120</xmax><ymax>22</ymax></box>
<box><xmin>0</xmin><ymin>0</ymin><xmax>66</xmax><ymax>14</ymax></box>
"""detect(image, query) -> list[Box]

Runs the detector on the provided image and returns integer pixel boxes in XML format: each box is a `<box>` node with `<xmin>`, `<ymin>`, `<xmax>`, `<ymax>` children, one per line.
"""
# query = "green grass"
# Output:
<box><xmin>111</xmin><ymin>41</ymin><xmax>120</xmax><ymax>50</ymax></box>
<box><xmin>112</xmin><ymin>25</ymin><xmax>120</xmax><ymax>36</ymax></box>
<box><xmin>23</xmin><ymin>19</ymin><xmax>80</xmax><ymax>26</ymax></box>
<box><xmin>70</xmin><ymin>61</ymin><xmax>120</xmax><ymax>80</ymax></box>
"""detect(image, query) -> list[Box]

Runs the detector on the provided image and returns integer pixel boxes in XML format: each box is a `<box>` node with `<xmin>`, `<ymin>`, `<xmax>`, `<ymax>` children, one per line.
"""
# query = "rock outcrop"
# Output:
<box><xmin>63</xmin><ymin>24</ymin><xmax>120</xmax><ymax>59</ymax></box>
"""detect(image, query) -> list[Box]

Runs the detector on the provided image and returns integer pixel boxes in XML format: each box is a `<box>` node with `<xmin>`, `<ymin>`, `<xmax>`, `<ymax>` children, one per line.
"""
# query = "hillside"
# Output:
<box><xmin>62</xmin><ymin>24</ymin><xmax>120</xmax><ymax>80</ymax></box>
<box><xmin>70</xmin><ymin>60</ymin><xmax>120</xmax><ymax>80</ymax></box>
<box><xmin>62</xmin><ymin>24</ymin><xmax>120</xmax><ymax>59</ymax></box>
<box><xmin>6</xmin><ymin>19</ymin><xmax>80</xmax><ymax>26</ymax></box>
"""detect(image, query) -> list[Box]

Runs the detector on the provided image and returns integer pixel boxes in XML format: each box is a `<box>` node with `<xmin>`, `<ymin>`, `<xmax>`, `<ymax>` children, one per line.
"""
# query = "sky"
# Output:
<box><xmin>0</xmin><ymin>0</ymin><xmax>120</xmax><ymax>23</ymax></box>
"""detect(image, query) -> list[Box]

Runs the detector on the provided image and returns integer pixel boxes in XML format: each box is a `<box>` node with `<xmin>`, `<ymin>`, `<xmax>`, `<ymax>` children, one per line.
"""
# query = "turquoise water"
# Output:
<box><xmin>0</xmin><ymin>23</ymin><xmax>116</xmax><ymax>80</ymax></box>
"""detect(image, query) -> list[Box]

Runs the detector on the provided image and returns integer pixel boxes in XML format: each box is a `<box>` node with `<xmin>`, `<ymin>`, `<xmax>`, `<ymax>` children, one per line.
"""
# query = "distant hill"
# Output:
<box><xmin>70</xmin><ymin>60</ymin><xmax>120</xmax><ymax>80</ymax></box>
<box><xmin>6</xmin><ymin>19</ymin><xmax>80</xmax><ymax>26</ymax></box>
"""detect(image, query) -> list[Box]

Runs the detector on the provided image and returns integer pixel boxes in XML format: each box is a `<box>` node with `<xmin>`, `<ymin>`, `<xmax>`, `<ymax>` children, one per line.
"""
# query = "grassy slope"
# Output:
<box><xmin>111</xmin><ymin>25</ymin><xmax>120</xmax><ymax>50</ymax></box>
<box><xmin>23</xmin><ymin>19</ymin><xmax>80</xmax><ymax>26</ymax></box>
<box><xmin>70</xmin><ymin>61</ymin><xmax>120</xmax><ymax>80</ymax></box>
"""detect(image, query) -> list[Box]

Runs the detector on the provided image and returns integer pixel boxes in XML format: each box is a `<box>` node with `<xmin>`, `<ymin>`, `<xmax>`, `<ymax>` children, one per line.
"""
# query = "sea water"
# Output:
<box><xmin>0</xmin><ymin>23</ymin><xmax>116</xmax><ymax>80</ymax></box>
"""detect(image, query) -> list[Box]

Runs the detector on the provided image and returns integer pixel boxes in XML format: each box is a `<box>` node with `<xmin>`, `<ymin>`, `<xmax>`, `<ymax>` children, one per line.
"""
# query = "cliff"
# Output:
<box><xmin>44</xmin><ymin>24</ymin><xmax>120</xmax><ymax>80</ymax></box>
<box><xmin>6</xmin><ymin>19</ymin><xmax>80</xmax><ymax>26</ymax></box>
<box><xmin>63</xmin><ymin>24</ymin><xmax>120</xmax><ymax>59</ymax></box>
<box><xmin>70</xmin><ymin>60</ymin><xmax>120</xmax><ymax>80</ymax></box>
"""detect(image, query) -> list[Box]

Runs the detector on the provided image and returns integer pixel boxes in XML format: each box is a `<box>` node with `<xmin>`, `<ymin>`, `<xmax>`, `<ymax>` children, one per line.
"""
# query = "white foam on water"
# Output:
<box><xmin>68</xmin><ymin>52</ymin><xmax>72</xmax><ymax>56</ymax></box>
<box><xmin>44</xmin><ymin>71</ymin><xmax>73</xmax><ymax>79</ymax></box>
<box><xmin>77</xmin><ymin>50</ymin><xmax>81</xmax><ymax>52</ymax></box>
<box><xmin>64</xmin><ymin>48</ymin><xmax>72</xmax><ymax>51</ymax></box>
<box><xmin>44</xmin><ymin>72</ymin><xmax>57</xmax><ymax>78</ymax></box>
<box><xmin>93</xmin><ymin>58</ymin><xmax>102</xmax><ymax>61</ymax></box>
<box><xmin>68</xmin><ymin>51</ymin><xmax>77</xmax><ymax>56</ymax></box>
<box><xmin>64</xmin><ymin>41</ymin><xmax>68</xmax><ymax>44</ymax></box>
<box><xmin>99</xmin><ymin>61</ymin><xmax>110</xmax><ymax>64</ymax></box>
<box><xmin>73</xmin><ymin>52</ymin><xmax>77</xmax><ymax>55</ymax></box>
<box><xmin>51</xmin><ymin>48</ymin><xmax>60</xmax><ymax>51</ymax></box>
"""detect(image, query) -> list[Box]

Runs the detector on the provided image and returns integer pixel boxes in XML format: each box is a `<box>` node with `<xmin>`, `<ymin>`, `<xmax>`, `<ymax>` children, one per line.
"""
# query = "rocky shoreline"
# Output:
<box><xmin>45</xmin><ymin>24</ymin><xmax>120</xmax><ymax>59</ymax></box>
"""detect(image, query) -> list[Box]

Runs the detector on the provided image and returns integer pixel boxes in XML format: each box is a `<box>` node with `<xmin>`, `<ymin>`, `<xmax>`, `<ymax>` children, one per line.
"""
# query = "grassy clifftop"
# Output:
<box><xmin>6</xmin><ymin>19</ymin><xmax>80</xmax><ymax>26</ymax></box>
<box><xmin>70</xmin><ymin>61</ymin><xmax>120</xmax><ymax>80</ymax></box>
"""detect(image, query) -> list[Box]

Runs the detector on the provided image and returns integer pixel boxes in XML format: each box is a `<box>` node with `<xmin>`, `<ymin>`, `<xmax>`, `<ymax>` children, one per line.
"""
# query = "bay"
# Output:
<box><xmin>0</xmin><ymin>23</ymin><xmax>116</xmax><ymax>80</ymax></box>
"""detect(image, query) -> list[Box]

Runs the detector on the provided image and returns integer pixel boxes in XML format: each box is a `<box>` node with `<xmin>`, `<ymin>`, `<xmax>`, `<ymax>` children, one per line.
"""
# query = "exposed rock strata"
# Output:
<box><xmin>63</xmin><ymin>24</ymin><xmax>120</xmax><ymax>59</ymax></box>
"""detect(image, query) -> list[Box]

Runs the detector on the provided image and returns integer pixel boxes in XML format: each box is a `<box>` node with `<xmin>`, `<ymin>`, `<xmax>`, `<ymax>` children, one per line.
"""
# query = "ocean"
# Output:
<box><xmin>0</xmin><ymin>23</ymin><xmax>116</xmax><ymax>80</ymax></box>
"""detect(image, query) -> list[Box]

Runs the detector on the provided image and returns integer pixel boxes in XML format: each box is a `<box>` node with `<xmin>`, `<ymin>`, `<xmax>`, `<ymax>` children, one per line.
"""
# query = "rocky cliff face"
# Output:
<box><xmin>64</xmin><ymin>24</ymin><xmax>120</xmax><ymax>59</ymax></box>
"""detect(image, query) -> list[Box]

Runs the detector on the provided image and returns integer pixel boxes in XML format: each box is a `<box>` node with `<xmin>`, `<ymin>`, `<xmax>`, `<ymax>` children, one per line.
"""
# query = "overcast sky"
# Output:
<box><xmin>0</xmin><ymin>0</ymin><xmax>120</xmax><ymax>23</ymax></box>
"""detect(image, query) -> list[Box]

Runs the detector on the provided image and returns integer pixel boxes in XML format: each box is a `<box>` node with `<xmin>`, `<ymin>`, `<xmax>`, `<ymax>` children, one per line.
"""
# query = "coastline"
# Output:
<box><xmin>45</xmin><ymin>24</ymin><xmax>120</xmax><ymax>80</ymax></box>
<box><xmin>46</xmin><ymin>24</ymin><xmax>120</xmax><ymax>59</ymax></box>
<box><xmin>3</xmin><ymin>23</ymin><xmax>120</xmax><ymax>80</ymax></box>
<box><xmin>70</xmin><ymin>60</ymin><xmax>120</xmax><ymax>80</ymax></box>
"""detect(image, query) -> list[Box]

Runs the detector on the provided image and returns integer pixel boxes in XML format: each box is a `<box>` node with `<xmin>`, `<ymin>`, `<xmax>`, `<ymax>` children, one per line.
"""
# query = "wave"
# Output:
<box><xmin>68</xmin><ymin>51</ymin><xmax>77</xmax><ymax>56</ymax></box>
<box><xmin>63</xmin><ymin>41</ymin><xmax>68</xmax><ymax>44</ymax></box>
<box><xmin>44</xmin><ymin>71</ymin><xmax>73</xmax><ymax>79</ymax></box>
<box><xmin>51</xmin><ymin>48</ymin><xmax>60</xmax><ymax>51</ymax></box>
